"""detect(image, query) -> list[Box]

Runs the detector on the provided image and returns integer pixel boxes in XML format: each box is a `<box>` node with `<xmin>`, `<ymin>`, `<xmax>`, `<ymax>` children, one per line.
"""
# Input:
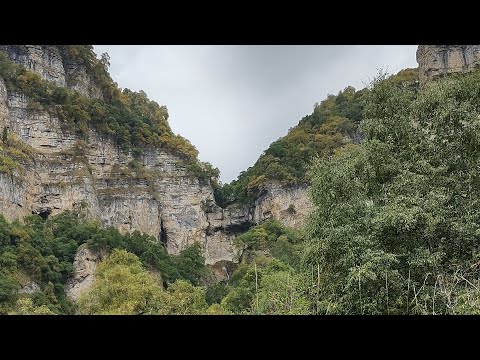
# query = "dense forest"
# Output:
<box><xmin>304</xmin><ymin>69</ymin><xmax>480</xmax><ymax>314</ymax></box>
<box><xmin>0</xmin><ymin>210</ymin><xmax>306</xmax><ymax>314</ymax></box>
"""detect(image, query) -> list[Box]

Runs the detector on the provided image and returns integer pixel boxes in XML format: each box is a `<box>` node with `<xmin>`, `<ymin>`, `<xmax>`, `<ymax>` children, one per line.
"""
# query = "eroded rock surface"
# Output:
<box><xmin>417</xmin><ymin>45</ymin><xmax>480</xmax><ymax>84</ymax></box>
<box><xmin>66</xmin><ymin>244</ymin><xmax>107</xmax><ymax>301</ymax></box>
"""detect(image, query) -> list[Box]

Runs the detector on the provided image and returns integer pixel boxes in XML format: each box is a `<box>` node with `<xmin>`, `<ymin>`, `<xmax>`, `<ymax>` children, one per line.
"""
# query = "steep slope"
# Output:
<box><xmin>215</xmin><ymin>69</ymin><xmax>418</xmax><ymax>228</ymax></box>
<box><xmin>0</xmin><ymin>45</ymin><xmax>235</xmax><ymax>265</ymax></box>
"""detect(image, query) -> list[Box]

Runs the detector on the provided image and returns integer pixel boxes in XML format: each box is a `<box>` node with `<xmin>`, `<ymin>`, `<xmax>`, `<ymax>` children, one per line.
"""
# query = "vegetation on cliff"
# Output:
<box><xmin>0</xmin><ymin>212</ymin><xmax>207</xmax><ymax>314</ymax></box>
<box><xmin>0</xmin><ymin>47</ymin><xmax>219</xmax><ymax>182</ymax></box>
<box><xmin>214</xmin><ymin>68</ymin><xmax>419</xmax><ymax>207</ymax></box>
<box><xmin>78</xmin><ymin>249</ymin><xmax>226</xmax><ymax>315</ymax></box>
<box><xmin>0</xmin><ymin>211</ymin><xmax>310</xmax><ymax>315</ymax></box>
<box><xmin>2</xmin><ymin>43</ymin><xmax>480</xmax><ymax>315</ymax></box>
<box><xmin>211</xmin><ymin>68</ymin><xmax>480</xmax><ymax>315</ymax></box>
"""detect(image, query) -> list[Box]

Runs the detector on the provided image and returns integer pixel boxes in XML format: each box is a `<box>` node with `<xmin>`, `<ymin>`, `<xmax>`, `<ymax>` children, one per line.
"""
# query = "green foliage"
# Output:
<box><xmin>172</xmin><ymin>242</ymin><xmax>207</xmax><ymax>286</ymax></box>
<box><xmin>79</xmin><ymin>250</ymin><xmax>212</xmax><ymax>315</ymax></box>
<box><xmin>220</xmin><ymin>255</ymin><xmax>310</xmax><ymax>314</ymax></box>
<box><xmin>205</xmin><ymin>303</ymin><xmax>231</xmax><ymax>315</ymax></box>
<box><xmin>78</xmin><ymin>249</ymin><xmax>164</xmax><ymax>315</ymax></box>
<box><xmin>214</xmin><ymin>86</ymin><xmax>370</xmax><ymax>207</ymax></box>
<box><xmin>0</xmin><ymin>211</ymin><xmax>209</xmax><ymax>314</ymax></box>
<box><xmin>156</xmin><ymin>279</ymin><xmax>209</xmax><ymax>315</ymax></box>
<box><xmin>0</xmin><ymin>154</ymin><xmax>20</xmax><ymax>175</ymax></box>
<box><xmin>86</xmin><ymin>227</ymin><xmax>207</xmax><ymax>286</ymax></box>
<box><xmin>214</xmin><ymin>70</ymin><xmax>419</xmax><ymax>208</ymax></box>
<box><xmin>0</xmin><ymin>128</ymin><xmax>33</xmax><ymax>177</ymax></box>
<box><xmin>257</xmin><ymin>271</ymin><xmax>310</xmax><ymax>314</ymax></box>
<box><xmin>78</xmin><ymin>254</ymin><xmax>227</xmax><ymax>315</ymax></box>
<box><xmin>304</xmin><ymin>69</ymin><xmax>480</xmax><ymax>314</ymax></box>
<box><xmin>205</xmin><ymin>281</ymin><xmax>229</xmax><ymax>305</ymax></box>
<box><xmin>210</xmin><ymin>220</ymin><xmax>308</xmax><ymax>314</ymax></box>
<box><xmin>235</xmin><ymin>220</ymin><xmax>303</xmax><ymax>269</ymax></box>
<box><xmin>220</xmin><ymin>263</ymin><xmax>258</xmax><ymax>314</ymax></box>
<box><xmin>0</xmin><ymin>272</ymin><xmax>19</xmax><ymax>305</ymax></box>
<box><xmin>8</xmin><ymin>297</ymin><xmax>55</xmax><ymax>315</ymax></box>
<box><xmin>186</xmin><ymin>161</ymin><xmax>220</xmax><ymax>183</ymax></box>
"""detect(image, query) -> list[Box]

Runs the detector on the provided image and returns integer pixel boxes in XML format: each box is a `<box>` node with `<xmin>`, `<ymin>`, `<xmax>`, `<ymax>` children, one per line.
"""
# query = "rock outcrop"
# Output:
<box><xmin>417</xmin><ymin>45</ymin><xmax>480</xmax><ymax>84</ymax></box>
<box><xmin>253</xmin><ymin>183</ymin><xmax>311</xmax><ymax>229</ymax></box>
<box><xmin>0</xmin><ymin>45</ymin><xmax>312</xmax><ymax>267</ymax></box>
<box><xmin>17</xmin><ymin>272</ymin><xmax>41</xmax><ymax>295</ymax></box>
<box><xmin>66</xmin><ymin>244</ymin><xmax>107</xmax><ymax>301</ymax></box>
<box><xmin>0</xmin><ymin>45</ymin><xmax>103</xmax><ymax>99</ymax></box>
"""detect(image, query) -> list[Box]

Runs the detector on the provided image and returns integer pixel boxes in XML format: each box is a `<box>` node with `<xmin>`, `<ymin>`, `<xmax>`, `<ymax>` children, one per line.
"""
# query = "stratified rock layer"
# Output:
<box><xmin>417</xmin><ymin>45</ymin><xmax>480</xmax><ymax>84</ymax></box>
<box><xmin>0</xmin><ymin>45</ymin><xmax>312</xmax><ymax>266</ymax></box>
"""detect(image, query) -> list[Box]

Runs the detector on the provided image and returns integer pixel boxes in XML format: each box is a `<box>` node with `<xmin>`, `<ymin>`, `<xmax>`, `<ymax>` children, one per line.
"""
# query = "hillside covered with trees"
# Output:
<box><xmin>214</xmin><ymin>69</ymin><xmax>417</xmax><ymax>207</ymax></box>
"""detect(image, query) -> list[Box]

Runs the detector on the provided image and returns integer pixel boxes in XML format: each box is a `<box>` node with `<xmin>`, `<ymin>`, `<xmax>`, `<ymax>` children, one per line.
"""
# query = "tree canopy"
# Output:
<box><xmin>304</xmin><ymin>69</ymin><xmax>480</xmax><ymax>314</ymax></box>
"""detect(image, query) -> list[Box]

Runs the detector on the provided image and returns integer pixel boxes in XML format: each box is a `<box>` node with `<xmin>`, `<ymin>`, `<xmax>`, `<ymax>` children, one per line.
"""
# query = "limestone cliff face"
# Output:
<box><xmin>0</xmin><ymin>45</ymin><xmax>236</xmax><ymax>265</ymax></box>
<box><xmin>417</xmin><ymin>45</ymin><xmax>480</xmax><ymax>84</ymax></box>
<box><xmin>0</xmin><ymin>45</ymin><xmax>312</xmax><ymax>268</ymax></box>
<box><xmin>0</xmin><ymin>45</ymin><xmax>103</xmax><ymax>99</ymax></box>
<box><xmin>253</xmin><ymin>183</ymin><xmax>311</xmax><ymax>229</ymax></box>
<box><xmin>66</xmin><ymin>244</ymin><xmax>107</xmax><ymax>301</ymax></box>
<box><xmin>0</xmin><ymin>81</ymin><xmax>235</xmax><ymax>264</ymax></box>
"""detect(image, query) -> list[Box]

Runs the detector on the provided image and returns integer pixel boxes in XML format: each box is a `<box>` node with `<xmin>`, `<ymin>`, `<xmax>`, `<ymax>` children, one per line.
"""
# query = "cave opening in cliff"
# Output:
<box><xmin>33</xmin><ymin>209</ymin><xmax>52</xmax><ymax>221</ymax></box>
<box><xmin>160</xmin><ymin>221</ymin><xmax>168</xmax><ymax>248</ymax></box>
<box><xmin>225</xmin><ymin>222</ymin><xmax>254</xmax><ymax>235</ymax></box>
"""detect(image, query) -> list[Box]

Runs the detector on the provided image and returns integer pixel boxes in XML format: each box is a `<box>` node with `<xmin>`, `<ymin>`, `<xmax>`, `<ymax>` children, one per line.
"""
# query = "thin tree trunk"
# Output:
<box><xmin>385</xmin><ymin>269</ymin><xmax>389</xmax><ymax>315</ymax></box>
<box><xmin>255</xmin><ymin>261</ymin><xmax>259</xmax><ymax>314</ymax></box>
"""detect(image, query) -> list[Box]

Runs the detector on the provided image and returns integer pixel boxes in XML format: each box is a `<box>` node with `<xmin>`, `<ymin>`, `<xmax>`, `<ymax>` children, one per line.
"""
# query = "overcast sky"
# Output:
<box><xmin>93</xmin><ymin>45</ymin><xmax>418</xmax><ymax>183</ymax></box>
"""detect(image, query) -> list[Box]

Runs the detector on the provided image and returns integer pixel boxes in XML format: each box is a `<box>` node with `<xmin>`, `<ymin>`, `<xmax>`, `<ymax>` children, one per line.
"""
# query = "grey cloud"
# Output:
<box><xmin>93</xmin><ymin>45</ymin><xmax>418</xmax><ymax>183</ymax></box>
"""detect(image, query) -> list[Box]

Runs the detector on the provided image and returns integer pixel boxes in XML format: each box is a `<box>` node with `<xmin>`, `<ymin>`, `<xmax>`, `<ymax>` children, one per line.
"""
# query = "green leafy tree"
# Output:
<box><xmin>2</xmin><ymin>127</ymin><xmax>7</xmax><ymax>144</ymax></box>
<box><xmin>257</xmin><ymin>271</ymin><xmax>310</xmax><ymax>315</ymax></box>
<box><xmin>156</xmin><ymin>280</ymin><xmax>208</xmax><ymax>315</ymax></box>
<box><xmin>8</xmin><ymin>297</ymin><xmax>55</xmax><ymax>315</ymax></box>
<box><xmin>305</xmin><ymin>69</ymin><xmax>480</xmax><ymax>314</ymax></box>
<box><xmin>205</xmin><ymin>303</ymin><xmax>231</xmax><ymax>315</ymax></box>
<box><xmin>78</xmin><ymin>249</ymin><xmax>164</xmax><ymax>315</ymax></box>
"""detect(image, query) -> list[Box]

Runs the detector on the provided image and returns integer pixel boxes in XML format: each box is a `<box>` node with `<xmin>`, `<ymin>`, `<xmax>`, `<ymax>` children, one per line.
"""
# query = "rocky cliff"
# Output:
<box><xmin>66</xmin><ymin>244</ymin><xmax>107</xmax><ymax>301</ymax></box>
<box><xmin>417</xmin><ymin>45</ymin><xmax>480</xmax><ymax>84</ymax></box>
<box><xmin>1</xmin><ymin>45</ymin><xmax>103</xmax><ymax>98</ymax></box>
<box><xmin>0</xmin><ymin>45</ymin><xmax>311</xmax><ymax>268</ymax></box>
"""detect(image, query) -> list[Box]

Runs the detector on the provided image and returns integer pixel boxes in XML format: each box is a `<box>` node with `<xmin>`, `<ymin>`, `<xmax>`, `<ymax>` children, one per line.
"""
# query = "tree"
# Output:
<box><xmin>173</xmin><ymin>243</ymin><xmax>207</xmax><ymax>286</ymax></box>
<box><xmin>257</xmin><ymin>271</ymin><xmax>310</xmax><ymax>315</ymax></box>
<box><xmin>77</xmin><ymin>249</ymin><xmax>164</xmax><ymax>315</ymax></box>
<box><xmin>205</xmin><ymin>303</ymin><xmax>231</xmax><ymax>315</ymax></box>
<box><xmin>156</xmin><ymin>280</ymin><xmax>208</xmax><ymax>315</ymax></box>
<box><xmin>100</xmin><ymin>52</ymin><xmax>110</xmax><ymax>71</ymax></box>
<box><xmin>8</xmin><ymin>298</ymin><xmax>55</xmax><ymax>315</ymax></box>
<box><xmin>0</xmin><ymin>273</ymin><xmax>19</xmax><ymax>305</ymax></box>
<box><xmin>2</xmin><ymin>127</ymin><xmax>7</xmax><ymax>144</ymax></box>
<box><xmin>304</xmin><ymin>69</ymin><xmax>480</xmax><ymax>314</ymax></box>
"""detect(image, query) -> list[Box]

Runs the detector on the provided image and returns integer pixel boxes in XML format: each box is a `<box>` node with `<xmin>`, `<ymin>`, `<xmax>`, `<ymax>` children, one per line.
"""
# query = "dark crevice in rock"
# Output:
<box><xmin>159</xmin><ymin>219</ymin><xmax>168</xmax><ymax>247</ymax></box>
<box><xmin>225</xmin><ymin>221</ymin><xmax>254</xmax><ymax>235</ymax></box>
<box><xmin>32</xmin><ymin>208</ymin><xmax>52</xmax><ymax>220</ymax></box>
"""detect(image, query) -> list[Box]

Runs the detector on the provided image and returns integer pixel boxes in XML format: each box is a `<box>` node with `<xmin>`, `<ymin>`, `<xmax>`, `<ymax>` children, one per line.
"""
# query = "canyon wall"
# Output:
<box><xmin>0</xmin><ymin>45</ymin><xmax>311</xmax><ymax>268</ymax></box>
